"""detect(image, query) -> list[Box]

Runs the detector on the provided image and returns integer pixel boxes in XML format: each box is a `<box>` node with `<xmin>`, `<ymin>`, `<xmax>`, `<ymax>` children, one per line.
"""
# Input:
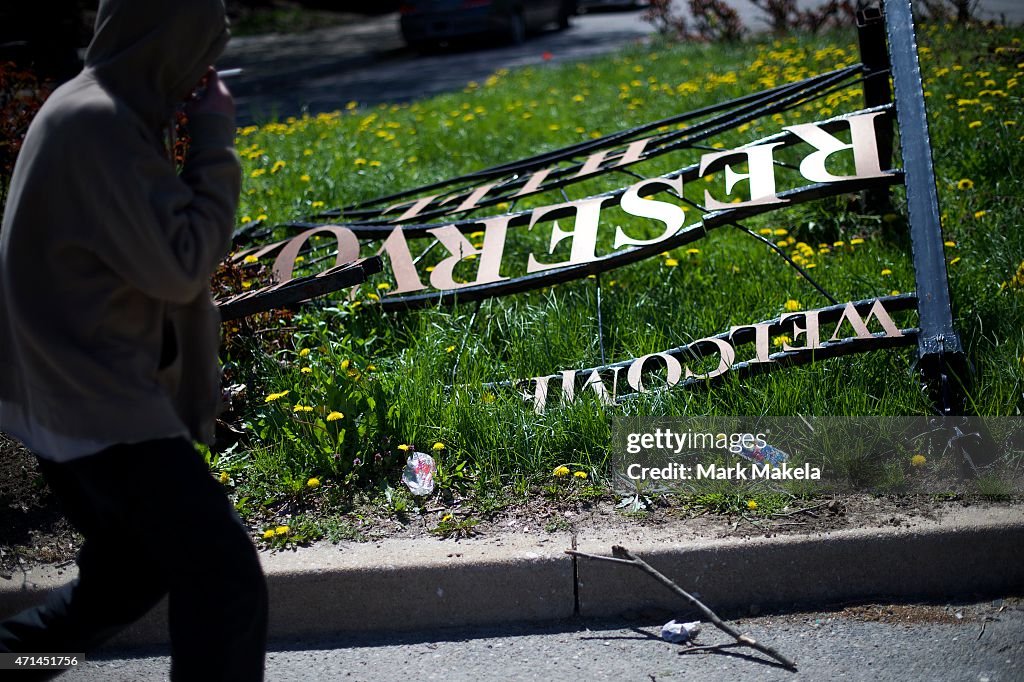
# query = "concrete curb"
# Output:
<box><xmin>0</xmin><ymin>506</ymin><xmax>1021</xmax><ymax>647</ymax></box>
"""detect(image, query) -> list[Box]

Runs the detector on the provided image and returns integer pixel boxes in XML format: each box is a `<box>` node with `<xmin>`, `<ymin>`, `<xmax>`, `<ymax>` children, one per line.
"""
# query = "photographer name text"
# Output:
<box><xmin>625</xmin><ymin>462</ymin><xmax>821</xmax><ymax>481</ymax></box>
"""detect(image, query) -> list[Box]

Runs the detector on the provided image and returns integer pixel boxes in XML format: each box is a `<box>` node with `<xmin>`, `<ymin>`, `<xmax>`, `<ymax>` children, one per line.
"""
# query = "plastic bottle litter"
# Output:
<box><xmin>402</xmin><ymin>451</ymin><xmax>436</xmax><ymax>496</ymax></box>
<box><xmin>661</xmin><ymin>620</ymin><xmax>702</xmax><ymax>643</ymax></box>
<box><xmin>738</xmin><ymin>442</ymin><xmax>788</xmax><ymax>467</ymax></box>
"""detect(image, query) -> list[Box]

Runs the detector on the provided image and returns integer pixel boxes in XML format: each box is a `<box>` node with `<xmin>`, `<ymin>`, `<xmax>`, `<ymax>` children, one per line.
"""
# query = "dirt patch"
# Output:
<box><xmin>0</xmin><ymin>434</ymin><xmax>81</xmax><ymax>577</ymax></box>
<box><xmin>754</xmin><ymin>596</ymin><xmax>1023</xmax><ymax>628</ymax></box>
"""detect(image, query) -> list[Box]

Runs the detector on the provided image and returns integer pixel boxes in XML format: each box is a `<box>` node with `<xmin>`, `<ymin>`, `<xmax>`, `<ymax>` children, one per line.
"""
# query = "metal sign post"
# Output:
<box><xmin>884</xmin><ymin>0</ymin><xmax>968</xmax><ymax>416</ymax></box>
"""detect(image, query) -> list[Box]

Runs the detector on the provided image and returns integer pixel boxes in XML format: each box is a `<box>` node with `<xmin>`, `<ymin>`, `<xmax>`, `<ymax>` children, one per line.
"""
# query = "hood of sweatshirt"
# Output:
<box><xmin>84</xmin><ymin>0</ymin><xmax>230</xmax><ymax>129</ymax></box>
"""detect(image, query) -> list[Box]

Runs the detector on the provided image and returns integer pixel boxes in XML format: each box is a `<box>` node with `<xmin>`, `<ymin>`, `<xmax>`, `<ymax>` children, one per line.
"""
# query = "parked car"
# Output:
<box><xmin>399</xmin><ymin>0</ymin><xmax>578</xmax><ymax>49</ymax></box>
<box><xmin>577</xmin><ymin>0</ymin><xmax>648</xmax><ymax>11</ymax></box>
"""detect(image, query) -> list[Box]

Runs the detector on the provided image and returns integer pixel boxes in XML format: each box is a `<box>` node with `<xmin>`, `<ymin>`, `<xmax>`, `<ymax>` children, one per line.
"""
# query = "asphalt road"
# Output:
<box><xmin>222</xmin><ymin>1</ymin><xmax>1024</xmax><ymax>124</ymax></box>
<box><xmin>59</xmin><ymin>599</ymin><xmax>1022</xmax><ymax>681</ymax></box>
<box><xmin>222</xmin><ymin>7</ymin><xmax>658</xmax><ymax>123</ymax></box>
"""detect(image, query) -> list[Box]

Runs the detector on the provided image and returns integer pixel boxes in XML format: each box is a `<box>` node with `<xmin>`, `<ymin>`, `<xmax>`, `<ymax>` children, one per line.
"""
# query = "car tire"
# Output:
<box><xmin>557</xmin><ymin>8</ymin><xmax>571</xmax><ymax>30</ymax></box>
<box><xmin>506</xmin><ymin>11</ymin><xmax>526</xmax><ymax>45</ymax></box>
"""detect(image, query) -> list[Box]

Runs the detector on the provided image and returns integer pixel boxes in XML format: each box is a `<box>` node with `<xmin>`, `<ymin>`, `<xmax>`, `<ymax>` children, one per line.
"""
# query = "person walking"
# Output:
<box><xmin>0</xmin><ymin>1</ymin><xmax>267</xmax><ymax>679</ymax></box>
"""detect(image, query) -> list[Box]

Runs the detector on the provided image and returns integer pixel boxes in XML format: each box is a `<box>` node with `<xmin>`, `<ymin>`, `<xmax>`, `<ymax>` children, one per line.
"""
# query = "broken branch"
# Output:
<box><xmin>566</xmin><ymin>544</ymin><xmax>797</xmax><ymax>671</ymax></box>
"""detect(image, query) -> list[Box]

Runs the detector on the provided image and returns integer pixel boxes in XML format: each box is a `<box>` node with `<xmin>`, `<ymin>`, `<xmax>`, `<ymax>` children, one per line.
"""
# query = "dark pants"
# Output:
<box><xmin>0</xmin><ymin>438</ymin><xmax>268</xmax><ymax>681</ymax></box>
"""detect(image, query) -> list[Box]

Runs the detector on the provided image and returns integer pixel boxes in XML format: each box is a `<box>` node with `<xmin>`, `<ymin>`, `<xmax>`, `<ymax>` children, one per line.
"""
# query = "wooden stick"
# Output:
<box><xmin>566</xmin><ymin>545</ymin><xmax>797</xmax><ymax>671</ymax></box>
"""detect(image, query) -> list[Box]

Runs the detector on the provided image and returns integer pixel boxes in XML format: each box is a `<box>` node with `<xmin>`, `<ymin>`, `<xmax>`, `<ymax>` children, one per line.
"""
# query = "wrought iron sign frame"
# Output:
<box><xmin>220</xmin><ymin>0</ymin><xmax>968</xmax><ymax>417</ymax></box>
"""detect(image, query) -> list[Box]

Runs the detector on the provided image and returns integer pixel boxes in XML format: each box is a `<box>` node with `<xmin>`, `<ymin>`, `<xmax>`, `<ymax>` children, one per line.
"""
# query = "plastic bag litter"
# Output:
<box><xmin>661</xmin><ymin>620</ymin><xmax>701</xmax><ymax>643</ymax></box>
<box><xmin>402</xmin><ymin>452</ymin><xmax>436</xmax><ymax>496</ymax></box>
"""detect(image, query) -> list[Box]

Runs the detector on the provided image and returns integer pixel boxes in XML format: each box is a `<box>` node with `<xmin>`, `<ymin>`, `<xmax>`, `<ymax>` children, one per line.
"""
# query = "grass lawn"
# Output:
<box><xmin>217</xmin><ymin>21</ymin><xmax>1023</xmax><ymax>545</ymax></box>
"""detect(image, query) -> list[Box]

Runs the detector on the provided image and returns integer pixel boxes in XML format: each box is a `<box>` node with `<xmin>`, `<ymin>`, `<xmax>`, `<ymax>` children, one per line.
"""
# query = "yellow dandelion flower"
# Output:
<box><xmin>573</xmin><ymin>471</ymin><xmax>588</xmax><ymax>480</ymax></box>
<box><xmin>445</xmin><ymin>345</ymin><xmax>456</xmax><ymax>353</ymax></box>
<box><xmin>850</xmin><ymin>238</ymin><xmax>865</xmax><ymax>245</ymax></box>
<box><xmin>957</xmin><ymin>178</ymin><xmax>974</xmax><ymax>190</ymax></box>
<box><xmin>262</xmin><ymin>529</ymin><xmax>275</xmax><ymax>539</ymax></box>
<box><xmin>949</xmin><ymin>257</ymin><xmax>961</xmax><ymax>265</ymax></box>
<box><xmin>773</xmin><ymin>228</ymin><xmax>788</xmax><ymax>236</ymax></box>
<box><xmin>300</xmin><ymin>366</ymin><xmax>312</xmax><ymax>374</ymax></box>
<box><xmin>366</xmin><ymin>293</ymin><xmax>380</xmax><ymax>301</ymax></box>
<box><xmin>432</xmin><ymin>442</ymin><xmax>445</xmax><ymax>451</ymax></box>
<box><xmin>833</xmin><ymin>240</ymin><xmax>845</xmax><ymax>247</ymax></box>
<box><xmin>275</xmin><ymin>525</ymin><xmax>290</xmax><ymax>536</ymax></box>
<box><xmin>293</xmin><ymin>404</ymin><xmax>314</xmax><ymax>412</ymax></box>
<box><xmin>218</xmin><ymin>471</ymin><xmax>230</xmax><ymax>484</ymax></box>
<box><xmin>243</xmin><ymin>254</ymin><xmax>259</xmax><ymax>264</ymax></box>
<box><xmin>664</xmin><ymin>258</ymin><xmax>679</xmax><ymax>267</ymax></box>
<box><xmin>376</xmin><ymin>282</ymin><xmax>391</xmax><ymax>291</ymax></box>
<box><xmin>300</xmin><ymin>174</ymin><xmax>311</xmax><ymax>182</ymax></box>
<box><xmin>686</xmin><ymin>248</ymin><xmax>700</xmax><ymax>255</ymax></box>
<box><xmin>773</xmin><ymin>335</ymin><xmax>791</xmax><ymax>347</ymax></box>
<box><xmin>944</xmin><ymin>240</ymin><xmax>956</xmax><ymax>247</ymax></box>
<box><xmin>968</xmin><ymin>120</ymin><xmax>982</xmax><ymax>128</ymax></box>
<box><xmin>784</xmin><ymin>299</ymin><xmax>801</xmax><ymax>312</ymax></box>
<box><xmin>881</xmin><ymin>268</ymin><xmax>893</xmax><ymax>276</ymax></box>
<box><xmin>307</xmin><ymin>477</ymin><xmax>321</xmax><ymax>488</ymax></box>
<box><xmin>265</xmin><ymin>390</ymin><xmax>289</xmax><ymax>402</ymax></box>
<box><xmin>299</xmin><ymin>348</ymin><xmax>311</xmax><ymax>357</ymax></box>
<box><xmin>911</xmin><ymin>454</ymin><xmax>926</xmax><ymax>467</ymax></box>
<box><xmin>398</xmin><ymin>444</ymin><xmax>411</xmax><ymax>452</ymax></box>
<box><xmin>311</xmin><ymin>201</ymin><xmax>325</xmax><ymax>209</ymax></box>
<box><xmin>974</xmin><ymin>210</ymin><xmax>987</xmax><ymax>219</ymax></box>
<box><xmin>553</xmin><ymin>465</ymin><xmax>570</xmax><ymax>477</ymax></box>
<box><xmin>747</xmin><ymin>500</ymin><xmax>758</xmax><ymax>510</ymax></box>
<box><xmin>325</xmin><ymin>411</ymin><xmax>344</xmax><ymax>422</ymax></box>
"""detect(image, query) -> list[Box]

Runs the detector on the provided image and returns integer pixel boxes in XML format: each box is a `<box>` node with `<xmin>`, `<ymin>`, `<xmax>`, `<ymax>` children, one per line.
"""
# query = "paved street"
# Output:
<box><xmin>220</xmin><ymin>2</ymin><xmax>1024</xmax><ymax>123</ymax></box>
<box><xmin>221</xmin><ymin>8</ymin><xmax>657</xmax><ymax>123</ymax></box>
<box><xmin>59</xmin><ymin>600</ymin><xmax>1022</xmax><ymax>681</ymax></box>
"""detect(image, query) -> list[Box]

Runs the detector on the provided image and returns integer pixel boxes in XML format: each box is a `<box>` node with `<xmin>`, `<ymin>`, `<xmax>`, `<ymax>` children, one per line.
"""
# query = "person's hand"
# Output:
<box><xmin>185</xmin><ymin>67</ymin><xmax>235</xmax><ymax>119</ymax></box>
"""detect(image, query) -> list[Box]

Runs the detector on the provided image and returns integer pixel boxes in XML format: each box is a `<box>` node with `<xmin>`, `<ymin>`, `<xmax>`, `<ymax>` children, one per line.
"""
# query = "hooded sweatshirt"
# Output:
<box><xmin>0</xmin><ymin>0</ymin><xmax>239</xmax><ymax>459</ymax></box>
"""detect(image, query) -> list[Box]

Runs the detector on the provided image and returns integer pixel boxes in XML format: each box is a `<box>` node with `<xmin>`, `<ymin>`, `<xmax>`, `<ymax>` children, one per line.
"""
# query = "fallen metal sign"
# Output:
<box><xmin>217</xmin><ymin>257</ymin><xmax>382</xmax><ymax>322</ymax></box>
<box><xmin>230</xmin><ymin>110</ymin><xmax>895</xmax><ymax>308</ymax></box>
<box><xmin>504</xmin><ymin>295</ymin><xmax>917</xmax><ymax>413</ymax></box>
<box><xmin>221</xmin><ymin>0</ymin><xmax>966</xmax><ymax>415</ymax></box>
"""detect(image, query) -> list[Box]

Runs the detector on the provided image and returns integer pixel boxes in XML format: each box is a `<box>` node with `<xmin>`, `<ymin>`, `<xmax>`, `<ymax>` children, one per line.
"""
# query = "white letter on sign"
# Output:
<box><xmin>786</xmin><ymin>111</ymin><xmax>888</xmax><ymax>183</ymax></box>
<box><xmin>615</xmin><ymin>176</ymin><xmax>686</xmax><ymax>249</ymax></box>
<box><xmin>699</xmin><ymin>142</ymin><xmax>786</xmax><ymax>210</ymax></box>
<box><xmin>526</xmin><ymin>197</ymin><xmax>613</xmax><ymax>273</ymax></box>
